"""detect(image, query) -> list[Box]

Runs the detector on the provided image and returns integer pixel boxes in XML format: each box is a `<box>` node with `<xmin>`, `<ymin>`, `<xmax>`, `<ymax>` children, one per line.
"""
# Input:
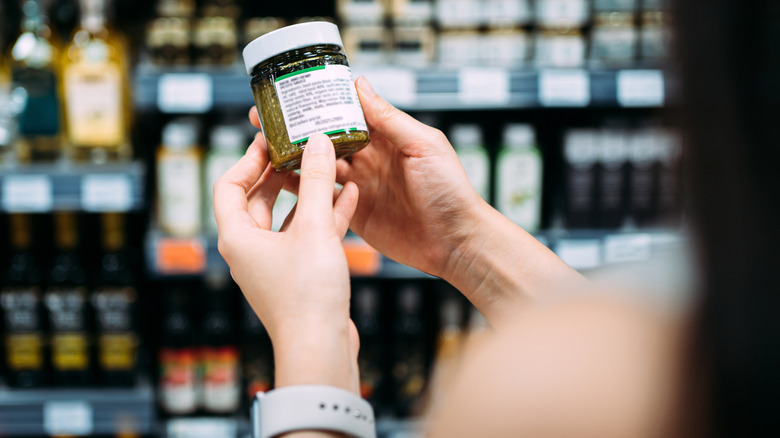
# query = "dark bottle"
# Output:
<box><xmin>240</xmin><ymin>296</ymin><xmax>273</xmax><ymax>404</ymax></box>
<box><xmin>92</xmin><ymin>213</ymin><xmax>138</xmax><ymax>387</ymax></box>
<box><xmin>597</xmin><ymin>129</ymin><xmax>630</xmax><ymax>229</ymax></box>
<box><xmin>352</xmin><ymin>282</ymin><xmax>384</xmax><ymax>410</ymax></box>
<box><xmin>564</xmin><ymin>130</ymin><xmax>600</xmax><ymax>228</ymax></box>
<box><xmin>628</xmin><ymin>129</ymin><xmax>660</xmax><ymax>227</ymax></box>
<box><xmin>44</xmin><ymin>212</ymin><xmax>92</xmax><ymax>386</ymax></box>
<box><xmin>199</xmin><ymin>271</ymin><xmax>240</xmax><ymax>414</ymax></box>
<box><xmin>0</xmin><ymin>214</ymin><xmax>45</xmax><ymax>387</ymax></box>
<box><xmin>391</xmin><ymin>283</ymin><xmax>427</xmax><ymax>417</ymax></box>
<box><xmin>159</xmin><ymin>287</ymin><xmax>198</xmax><ymax>415</ymax></box>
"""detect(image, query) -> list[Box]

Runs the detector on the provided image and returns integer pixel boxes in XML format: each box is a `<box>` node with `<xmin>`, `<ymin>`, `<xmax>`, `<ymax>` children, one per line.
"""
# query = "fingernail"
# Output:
<box><xmin>356</xmin><ymin>76</ymin><xmax>376</xmax><ymax>99</ymax></box>
<box><xmin>306</xmin><ymin>134</ymin><xmax>331</xmax><ymax>155</ymax></box>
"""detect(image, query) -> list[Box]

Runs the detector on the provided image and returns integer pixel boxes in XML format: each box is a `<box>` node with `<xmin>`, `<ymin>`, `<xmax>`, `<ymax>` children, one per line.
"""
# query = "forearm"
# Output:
<box><xmin>273</xmin><ymin>319</ymin><xmax>360</xmax><ymax>438</ymax></box>
<box><xmin>442</xmin><ymin>203</ymin><xmax>589</xmax><ymax>330</ymax></box>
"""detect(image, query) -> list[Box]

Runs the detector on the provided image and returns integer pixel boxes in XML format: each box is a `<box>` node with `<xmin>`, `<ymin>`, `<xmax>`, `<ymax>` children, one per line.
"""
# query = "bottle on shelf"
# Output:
<box><xmin>0</xmin><ymin>214</ymin><xmax>45</xmax><ymax>388</ymax></box>
<box><xmin>391</xmin><ymin>283</ymin><xmax>428</xmax><ymax>417</ymax></box>
<box><xmin>157</xmin><ymin>118</ymin><xmax>202</xmax><ymax>237</ymax></box>
<box><xmin>61</xmin><ymin>0</ymin><xmax>131</xmax><ymax>163</ymax></box>
<box><xmin>451</xmin><ymin>124</ymin><xmax>490</xmax><ymax>202</ymax></box>
<box><xmin>92</xmin><ymin>213</ymin><xmax>138</xmax><ymax>387</ymax></box>
<box><xmin>193</xmin><ymin>17</ymin><xmax>237</xmax><ymax>66</ymax></box>
<box><xmin>204</xmin><ymin>125</ymin><xmax>246</xmax><ymax>236</ymax></box>
<box><xmin>352</xmin><ymin>282</ymin><xmax>385</xmax><ymax>409</ymax></box>
<box><xmin>44</xmin><ymin>212</ymin><xmax>92</xmax><ymax>387</ymax></box>
<box><xmin>146</xmin><ymin>18</ymin><xmax>191</xmax><ymax>67</ymax></box>
<box><xmin>10</xmin><ymin>0</ymin><xmax>63</xmax><ymax>162</ymax></box>
<box><xmin>496</xmin><ymin>124</ymin><xmax>543</xmax><ymax>233</ymax></box>
<box><xmin>564</xmin><ymin>129</ymin><xmax>599</xmax><ymax>228</ymax></box>
<box><xmin>199</xmin><ymin>271</ymin><xmax>241</xmax><ymax>414</ymax></box>
<box><xmin>159</xmin><ymin>287</ymin><xmax>198</xmax><ymax>415</ymax></box>
<box><xmin>240</xmin><ymin>296</ymin><xmax>273</xmax><ymax>403</ymax></box>
<box><xmin>597</xmin><ymin>129</ymin><xmax>630</xmax><ymax>229</ymax></box>
<box><xmin>424</xmin><ymin>293</ymin><xmax>465</xmax><ymax>413</ymax></box>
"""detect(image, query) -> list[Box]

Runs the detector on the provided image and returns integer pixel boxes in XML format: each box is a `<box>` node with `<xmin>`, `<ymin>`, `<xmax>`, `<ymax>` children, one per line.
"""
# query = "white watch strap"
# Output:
<box><xmin>252</xmin><ymin>385</ymin><xmax>377</xmax><ymax>438</ymax></box>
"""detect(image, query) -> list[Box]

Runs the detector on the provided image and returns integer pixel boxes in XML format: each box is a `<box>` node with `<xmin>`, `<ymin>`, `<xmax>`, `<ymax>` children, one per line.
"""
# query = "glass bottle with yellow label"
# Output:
<box><xmin>44</xmin><ymin>212</ymin><xmax>92</xmax><ymax>387</ymax></box>
<box><xmin>62</xmin><ymin>0</ymin><xmax>131</xmax><ymax>163</ymax></box>
<box><xmin>10</xmin><ymin>0</ymin><xmax>63</xmax><ymax>162</ymax></box>
<box><xmin>92</xmin><ymin>213</ymin><xmax>138</xmax><ymax>387</ymax></box>
<box><xmin>0</xmin><ymin>214</ymin><xmax>45</xmax><ymax>388</ymax></box>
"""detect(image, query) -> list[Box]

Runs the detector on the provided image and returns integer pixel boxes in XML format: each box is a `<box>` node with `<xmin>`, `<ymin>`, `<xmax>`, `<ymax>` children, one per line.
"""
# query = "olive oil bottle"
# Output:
<box><xmin>92</xmin><ymin>213</ymin><xmax>138</xmax><ymax>386</ymax></box>
<box><xmin>10</xmin><ymin>0</ymin><xmax>63</xmax><ymax>162</ymax></box>
<box><xmin>44</xmin><ymin>212</ymin><xmax>92</xmax><ymax>386</ymax></box>
<box><xmin>62</xmin><ymin>0</ymin><xmax>131</xmax><ymax>163</ymax></box>
<box><xmin>0</xmin><ymin>214</ymin><xmax>45</xmax><ymax>388</ymax></box>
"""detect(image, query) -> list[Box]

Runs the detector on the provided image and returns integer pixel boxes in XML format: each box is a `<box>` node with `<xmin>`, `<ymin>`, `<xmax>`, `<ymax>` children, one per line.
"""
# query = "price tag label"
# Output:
<box><xmin>539</xmin><ymin>69</ymin><xmax>590</xmax><ymax>107</ymax></box>
<box><xmin>156</xmin><ymin>237</ymin><xmax>207</xmax><ymax>275</ymax></box>
<box><xmin>343</xmin><ymin>239</ymin><xmax>381</xmax><ymax>276</ymax></box>
<box><xmin>458</xmin><ymin>68</ymin><xmax>510</xmax><ymax>104</ymax></box>
<box><xmin>556</xmin><ymin>239</ymin><xmax>602</xmax><ymax>270</ymax></box>
<box><xmin>617</xmin><ymin>70</ymin><xmax>665</xmax><ymax>107</ymax></box>
<box><xmin>82</xmin><ymin>174</ymin><xmax>133</xmax><ymax>212</ymax></box>
<box><xmin>43</xmin><ymin>401</ymin><xmax>93</xmax><ymax>436</ymax></box>
<box><xmin>168</xmin><ymin>418</ymin><xmax>237</xmax><ymax>438</ymax></box>
<box><xmin>356</xmin><ymin>68</ymin><xmax>417</xmax><ymax>107</ymax></box>
<box><xmin>158</xmin><ymin>74</ymin><xmax>213</xmax><ymax>113</ymax></box>
<box><xmin>2</xmin><ymin>175</ymin><xmax>53</xmax><ymax>212</ymax></box>
<box><xmin>604</xmin><ymin>234</ymin><xmax>652</xmax><ymax>264</ymax></box>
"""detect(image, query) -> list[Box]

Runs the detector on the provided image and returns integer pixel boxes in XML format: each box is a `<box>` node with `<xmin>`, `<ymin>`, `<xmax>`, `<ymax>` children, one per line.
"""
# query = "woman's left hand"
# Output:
<box><xmin>214</xmin><ymin>133</ymin><xmax>361</xmax><ymax>394</ymax></box>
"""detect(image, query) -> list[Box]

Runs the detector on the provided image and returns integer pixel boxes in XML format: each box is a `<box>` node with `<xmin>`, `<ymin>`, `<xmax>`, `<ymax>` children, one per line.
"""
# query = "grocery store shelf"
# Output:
<box><xmin>0</xmin><ymin>380</ymin><xmax>156</xmax><ymax>436</ymax></box>
<box><xmin>133</xmin><ymin>64</ymin><xmax>668</xmax><ymax>113</ymax></box>
<box><xmin>0</xmin><ymin>161</ymin><xmax>145</xmax><ymax>213</ymax></box>
<box><xmin>144</xmin><ymin>229</ymin><xmax>685</xmax><ymax>279</ymax></box>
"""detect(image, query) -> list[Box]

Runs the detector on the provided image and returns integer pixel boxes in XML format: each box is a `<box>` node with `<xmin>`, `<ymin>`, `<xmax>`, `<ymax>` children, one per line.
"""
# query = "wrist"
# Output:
<box><xmin>272</xmin><ymin>318</ymin><xmax>358</xmax><ymax>394</ymax></box>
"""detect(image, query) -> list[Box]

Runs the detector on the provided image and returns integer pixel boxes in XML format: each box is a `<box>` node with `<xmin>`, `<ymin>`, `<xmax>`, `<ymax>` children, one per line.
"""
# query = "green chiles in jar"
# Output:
<box><xmin>243</xmin><ymin>22</ymin><xmax>370</xmax><ymax>171</ymax></box>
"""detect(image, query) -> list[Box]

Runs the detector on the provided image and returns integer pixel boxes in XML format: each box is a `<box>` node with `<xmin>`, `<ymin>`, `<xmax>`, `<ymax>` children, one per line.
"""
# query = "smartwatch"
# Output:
<box><xmin>251</xmin><ymin>385</ymin><xmax>377</xmax><ymax>438</ymax></box>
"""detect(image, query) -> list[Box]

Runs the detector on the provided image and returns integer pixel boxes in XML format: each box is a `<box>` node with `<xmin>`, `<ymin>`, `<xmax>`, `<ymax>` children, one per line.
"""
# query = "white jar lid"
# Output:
<box><xmin>242</xmin><ymin>21</ymin><xmax>344</xmax><ymax>75</ymax></box>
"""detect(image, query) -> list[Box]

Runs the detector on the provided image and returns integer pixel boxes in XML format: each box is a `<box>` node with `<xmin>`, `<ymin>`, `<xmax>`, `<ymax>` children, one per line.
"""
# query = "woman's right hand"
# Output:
<box><xmin>251</xmin><ymin>76</ymin><xmax>489</xmax><ymax>281</ymax></box>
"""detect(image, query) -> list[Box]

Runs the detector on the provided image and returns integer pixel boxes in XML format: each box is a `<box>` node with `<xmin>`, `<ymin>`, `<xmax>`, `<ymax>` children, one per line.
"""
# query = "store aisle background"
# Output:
<box><xmin>0</xmin><ymin>0</ymin><xmax>685</xmax><ymax>437</ymax></box>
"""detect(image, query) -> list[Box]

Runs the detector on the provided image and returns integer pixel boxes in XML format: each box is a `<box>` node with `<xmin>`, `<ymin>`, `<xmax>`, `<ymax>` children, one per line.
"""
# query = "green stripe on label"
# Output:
<box><xmin>292</xmin><ymin>137</ymin><xmax>309</xmax><ymax>145</ymax></box>
<box><xmin>292</xmin><ymin>127</ymin><xmax>357</xmax><ymax>144</ymax></box>
<box><xmin>275</xmin><ymin>65</ymin><xmax>327</xmax><ymax>83</ymax></box>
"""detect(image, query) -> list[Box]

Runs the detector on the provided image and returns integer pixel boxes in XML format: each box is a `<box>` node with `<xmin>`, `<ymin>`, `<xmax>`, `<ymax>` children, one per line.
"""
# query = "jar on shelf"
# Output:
<box><xmin>535</xmin><ymin>27</ymin><xmax>587</xmax><ymax>68</ymax></box>
<box><xmin>590</xmin><ymin>12</ymin><xmax>638</xmax><ymax>66</ymax></box>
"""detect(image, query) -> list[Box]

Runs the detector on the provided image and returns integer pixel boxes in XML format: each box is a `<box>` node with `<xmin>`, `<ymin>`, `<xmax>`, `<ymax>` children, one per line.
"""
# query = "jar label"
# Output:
<box><xmin>274</xmin><ymin>65</ymin><xmax>368</xmax><ymax>145</ymax></box>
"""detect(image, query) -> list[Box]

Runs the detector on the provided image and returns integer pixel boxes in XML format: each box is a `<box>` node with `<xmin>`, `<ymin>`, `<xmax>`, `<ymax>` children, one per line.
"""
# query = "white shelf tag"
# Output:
<box><xmin>459</xmin><ymin>68</ymin><xmax>510</xmax><ymax>104</ymax></box>
<box><xmin>356</xmin><ymin>68</ymin><xmax>417</xmax><ymax>106</ymax></box>
<box><xmin>43</xmin><ymin>401</ymin><xmax>93</xmax><ymax>436</ymax></box>
<box><xmin>604</xmin><ymin>234</ymin><xmax>653</xmax><ymax>264</ymax></box>
<box><xmin>539</xmin><ymin>69</ymin><xmax>590</xmax><ymax>107</ymax></box>
<box><xmin>158</xmin><ymin>73</ymin><xmax>213</xmax><ymax>113</ymax></box>
<box><xmin>2</xmin><ymin>175</ymin><xmax>53</xmax><ymax>212</ymax></box>
<box><xmin>617</xmin><ymin>70</ymin><xmax>665</xmax><ymax>107</ymax></box>
<box><xmin>556</xmin><ymin>239</ymin><xmax>602</xmax><ymax>270</ymax></box>
<box><xmin>167</xmin><ymin>418</ymin><xmax>238</xmax><ymax>438</ymax></box>
<box><xmin>82</xmin><ymin>174</ymin><xmax>133</xmax><ymax>212</ymax></box>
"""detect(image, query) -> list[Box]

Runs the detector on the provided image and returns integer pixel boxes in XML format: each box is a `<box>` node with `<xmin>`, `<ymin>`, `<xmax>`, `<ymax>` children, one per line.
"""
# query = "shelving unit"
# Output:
<box><xmin>0</xmin><ymin>380</ymin><xmax>156</xmax><ymax>436</ymax></box>
<box><xmin>0</xmin><ymin>161</ymin><xmax>145</xmax><ymax>213</ymax></box>
<box><xmin>134</xmin><ymin>64</ymin><xmax>666</xmax><ymax>113</ymax></box>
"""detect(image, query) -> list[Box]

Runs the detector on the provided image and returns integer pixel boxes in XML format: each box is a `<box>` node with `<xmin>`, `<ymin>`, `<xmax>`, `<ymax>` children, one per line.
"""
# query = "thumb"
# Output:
<box><xmin>295</xmin><ymin>134</ymin><xmax>337</xmax><ymax>229</ymax></box>
<box><xmin>355</xmin><ymin>76</ymin><xmax>444</xmax><ymax>148</ymax></box>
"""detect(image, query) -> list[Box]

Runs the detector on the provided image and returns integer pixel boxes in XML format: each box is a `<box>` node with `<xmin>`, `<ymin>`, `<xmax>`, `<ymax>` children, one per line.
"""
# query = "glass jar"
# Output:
<box><xmin>243</xmin><ymin>22</ymin><xmax>370</xmax><ymax>171</ymax></box>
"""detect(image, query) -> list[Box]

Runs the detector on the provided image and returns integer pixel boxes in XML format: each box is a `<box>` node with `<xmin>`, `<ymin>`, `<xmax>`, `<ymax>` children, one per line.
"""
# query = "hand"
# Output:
<box><xmin>250</xmin><ymin>77</ymin><xmax>486</xmax><ymax>280</ymax></box>
<box><xmin>214</xmin><ymin>133</ymin><xmax>361</xmax><ymax>393</ymax></box>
